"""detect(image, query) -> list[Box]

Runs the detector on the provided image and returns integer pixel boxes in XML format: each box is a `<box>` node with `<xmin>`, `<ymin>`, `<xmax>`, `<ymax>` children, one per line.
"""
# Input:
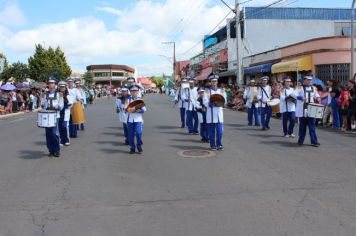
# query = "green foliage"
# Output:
<box><xmin>83</xmin><ymin>71</ymin><xmax>94</xmax><ymax>85</ymax></box>
<box><xmin>0</xmin><ymin>52</ymin><xmax>9</xmax><ymax>81</ymax></box>
<box><xmin>28</xmin><ymin>44</ymin><xmax>72</xmax><ymax>82</ymax></box>
<box><xmin>1</xmin><ymin>61</ymin><xmax>30</xmax><ymax>83</ymax></box>
<box><xmin>150</xmin><ymin>76</ymin><xmax>165</xmax><ymax>88</ymax></box>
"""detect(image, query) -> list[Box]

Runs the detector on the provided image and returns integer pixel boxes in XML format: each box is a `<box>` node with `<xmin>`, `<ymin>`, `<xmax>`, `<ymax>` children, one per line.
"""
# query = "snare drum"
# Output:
<box><xmin>37</xmin><ymin>110</ymin><xmax>57</xmax><ymax>128</ymax></box>
<box><xmin>307</xmin><ymin>103</ymin><xmax>324</xmax><ymax>119</ymax></box>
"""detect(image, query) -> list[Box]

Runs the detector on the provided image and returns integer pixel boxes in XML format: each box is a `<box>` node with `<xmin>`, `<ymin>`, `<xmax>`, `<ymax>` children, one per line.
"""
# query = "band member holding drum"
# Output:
<box><xmin>195</xmin><ymin>88</ymin><xmax>208</xmax><ymax>142</ymax></box>
<box><xmin>203</xmin><ymin>75</ymin><xmax>226</xmax><ymax>151</ymax></box>
<box><xmin>115</xmin><ymin>87</ymin><xmax>131</xmax><ymax>145</ymax></box>
<box><xmin>182</xmin><ymin>78</ymin><xmax>199</xmax><ymax>135</ymax></box>
<box><xmin>67</xmin><ymin>78</ymin><xmax>81</xmax><ymax>138</ymax></box>
<box><xmin>174</xmin><ymin>78</ymin><xmax>188</xmax><ymax>128</ymax></box>
<box><xmin>126</xmin><ymin>77</ymin><xmax>143</xmax><ymax>98</ymax></box>
<box><xmin>243</xmin><ymin>79</ymin><xmax>260</xmax><ymax>126</ymax></box>
<box><xmin>295</xmin><ymin>76</ymin><xmax>321</xmax><ymax>147</ymax></box>
<box><xmin>258</xmin><ymin>76</ymin><xmax>272</xmax><ymax>130</ymax></box>
<box><xmin>75</xmin><ymin>79</ymin><xmax>86</xmax><ymax>130</ymax></box>
<box><xmin>58</xmin><ymin>81</ymin><xmax>73</xmax><ymax>146</ymax></box>
<box><xmin>280</xmin><ymin>77</ymin><xmax>296</xmax><ymax>138</ymax></box>
<box><xmin>41</xmin><ymin>77</ymin><xmax>64</xmax><ymax>157</ymax></box>
<box><xmin>127</xmin><ymin>86</ymin><xmax>147</xmax><ymax>154</ymax></box>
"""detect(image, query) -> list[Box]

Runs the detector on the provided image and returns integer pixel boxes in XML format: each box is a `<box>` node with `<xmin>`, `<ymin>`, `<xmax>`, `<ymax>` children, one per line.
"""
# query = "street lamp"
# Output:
<box><xmin>352</xmin><ymin>0</ymin><xmax>356</xmax><ymax>81</ymax></box>
<box><xmin>161</xmin><ymin>42</ymin><xmax>176</xmax><ymax>80</ymax></box>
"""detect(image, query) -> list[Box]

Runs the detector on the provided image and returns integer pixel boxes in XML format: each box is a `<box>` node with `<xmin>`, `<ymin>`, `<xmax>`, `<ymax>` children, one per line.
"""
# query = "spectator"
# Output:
<box><xmin>316</xmin><ymin>85</ymin><xmax>327</xmax><ymax>126</ymax></box>
<box><xmin>323</xmin><ymin>80</ymin><xmax>333</xmax><ymax>126</ymax></box>
<box><xmin>0</xmin><ymin>90</ymin><xmax>9</xmax><ymax>114</ymax></box>
<box><xmin>330</xmin><ymin>80</ymin><xmax>341</xmax><ymax>129</ymax></box>
<box><xmin>347</xmin><ymin>80</ymin><xmax>356</xmax><ymax>131</ymax></box>
<box><xmin>17</xmin><ymin>91</ymin><xmax>24</xmax><ymax>111</ymax></box>
<box><xmin>12</xmin><ymin>90</ymin><xmax>18</xmax><ymax>113</ymax></box>
<box><xmin>338</xmin><ymin>85</ymin><xmax>350</xmax><ymax>132</ymax></box>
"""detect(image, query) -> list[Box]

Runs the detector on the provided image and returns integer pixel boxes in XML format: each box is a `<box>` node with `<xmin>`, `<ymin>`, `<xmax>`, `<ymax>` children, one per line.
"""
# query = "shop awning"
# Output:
<box><xmin>271</xmin><ymin>56</ymin><xmax>312</xmax><ymax>74</ymax></box>
<box><xmin>244</xmin><ymin>63</ymin><xmax>273</xmax><ymax>75</ymax></box>
<box><xmin>196</xmin><ymin>67</ymin><xmax>213</xmax><ymax>81</ymax></box>
<box><xmin>219</xmin><ymin>70</ymin><xmax>237</xmax><ymax>78</ymax></box>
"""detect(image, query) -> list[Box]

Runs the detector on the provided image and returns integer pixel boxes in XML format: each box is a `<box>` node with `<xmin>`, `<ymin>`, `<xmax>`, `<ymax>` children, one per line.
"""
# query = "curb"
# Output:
<box><xmin>0</xmin><ymin>110</ymin><xmax>39</xmax><ymax>120</ymax></box>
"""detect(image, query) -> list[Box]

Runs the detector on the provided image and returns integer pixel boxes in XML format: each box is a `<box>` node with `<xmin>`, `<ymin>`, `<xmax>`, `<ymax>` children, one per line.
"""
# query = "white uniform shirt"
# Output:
<box><xmin>280</xmin><ymin>87</ymin><xmax>296</xmax><ymax>113</ymax></box>
<box><xmin>174</xmin><ymin>87</ymin><xmax>187</xmax><ymax>109</ymax></box>
<box><xmin>181</xmin><ymin>87</ymin><xmax>198</xmax><ymax>111</ymax></box>
<box><xmin>41</xmin><ymin>91</ymin><xmax>64</xmax><ymax>119</ymax></box>
<box><xmin>203</xmin><ymin>88</ymin><xmax>226</xmax><ymax>124</ymax></box>
<box><xmin>194</xmin><ymin>96</ymin><xmax>206</xmax><ymax>123</ymax></box>
<box><xmin>115</xmin><ymin>96</ymin><xmax>131</xmax><ymax>123</ymax></box>
<box><xmin>243</xmin><ymin>86</ymin><xmax>259</xmax><ymax>108</ymax></box>
<box><xmin>127</xmin><ymin>97</ymin><xmax>147</xmax><ymax>123</ymax></box>
<box><xmin>257</xmin><ymin>85</ymin><xmax>272</xmax><ymax>108</ymax></box>
<box><xmin>295</xmin><ymin>86</ymin><xmax>321</xmax><ymax>118</ymax></box>
<box><xmin>62</xmin><ymin>93</ymin><xmax>74</xmax><ymax>122</ymax></box>
<box><xmin>68</xmin><ymin>88</ymin><xmax>82</xmax><ymax>103</ymax></box>
<box><xmin>77</xmin><ymin>88</ymin><xmax>86</xmax><ymax>105</ymax></box>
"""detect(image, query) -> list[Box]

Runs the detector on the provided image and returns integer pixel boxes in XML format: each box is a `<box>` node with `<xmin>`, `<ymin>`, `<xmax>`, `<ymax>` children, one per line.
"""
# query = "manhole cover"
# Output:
<box><xmin>177</xmin><ymin>150</ymin><xmax>216</xmax><ymax>158</ymax></box>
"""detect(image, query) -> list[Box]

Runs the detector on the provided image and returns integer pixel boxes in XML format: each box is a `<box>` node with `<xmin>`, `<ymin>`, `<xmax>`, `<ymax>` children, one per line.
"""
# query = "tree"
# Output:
<box><xmin>83</xmin><ymin>71</ymin><xmax>94</xmax><ymax>85</ymax></box>
<box><xmin>0</xmin><ymin>52</ymin><xmax>9</xmax><ymax>81</ymax></box>
<box><xmin>28</xmin><ymin>44</ymin><xmax>72</xmax><ymax>82</ymax></box>
<box><xmin>1</xmin><ymin>62</ymin><xmax>30</xmax><ymax>83</ymax></box>
<box><xmin>150</xmin><ymin>76</ymin><xmax>165</xmax><ymax>88</ymax></box>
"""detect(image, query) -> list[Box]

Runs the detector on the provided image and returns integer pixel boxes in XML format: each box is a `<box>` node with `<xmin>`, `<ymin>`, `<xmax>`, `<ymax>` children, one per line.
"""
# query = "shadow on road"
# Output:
<box><xmin>169</xmin><ymin>144</ymin><xmax>208</xmax><ymax>150</ymax></box>
<box><xmin>170</xmin><ymin>138</ymin><xmax>202</xmax><ymax>143</ymax></box>
<box><xmin>33</xmin><ymin>141</ymin><xmax>46</xmax><ymax>145</ymax></box>
<box><xmin>160</xmin><ymin>131</ymin><xmax>186</xmax><ymax>135</ymax></box>
<box><xmin>155</xmin><ymin>125</ymin><xmax>179</xmax><ymax>130</ymax></box>
<box><xmin>248</xmin><ymin>133</ymin><xmax>284</xmax><ymax>139</ymax></box>
<box><xmin>96</xmin><ymin>141</ymin><xmax>126</xmax><ymax>146</ymax></box>
<box><xmin>258</xmin><ymin>140</ymin><xmax>300</xmax><ymax>148</ymax></box>
<box><xmin>100</xmin><ymin>132</ymin><xmax>124</xmax><ymax>137</ymax></box>
<box><xmin>225</xmin><ymin>124</ymin><xmax>245</xmax><ymax>128</ymax></box>
<box><xmin>99</xmin><ymin>148</ymin><xmax>130</xmax><ymax>155</ymax></box>
<box><xmin>18</xmin><ymin>150</ymin><xmax>47</xmax><ymax>160</ymax></box>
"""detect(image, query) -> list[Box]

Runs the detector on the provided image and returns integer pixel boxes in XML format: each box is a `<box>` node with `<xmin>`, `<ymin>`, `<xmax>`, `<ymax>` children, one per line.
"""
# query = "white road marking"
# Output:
<box><xmin>9</xmin><ymin>118</ymin><xmax>26</xmax><ymax>123</ymax></box>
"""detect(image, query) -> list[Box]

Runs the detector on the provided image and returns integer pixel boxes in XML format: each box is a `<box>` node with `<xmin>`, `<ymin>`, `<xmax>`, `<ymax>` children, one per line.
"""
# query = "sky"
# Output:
<box><xmin>0</xmin><ymin>0</ymin><xmax>352</xmax><ymax>76</ymax></box>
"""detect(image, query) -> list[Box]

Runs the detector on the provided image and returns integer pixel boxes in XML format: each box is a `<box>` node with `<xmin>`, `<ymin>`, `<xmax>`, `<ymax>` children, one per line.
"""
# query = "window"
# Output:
<box><xmin>94</xmin><ymin>72</ymin><xmax>110</xmax><ymax>77</ymax></box>
<box><xmin>315</xmin><ymin>64</ymin><xmax>350</xmax><ymax>83</ymax></box>
<box><xmin>112</xmin><ymin>72</ymin><xmax>124</xmax><ymax>77</ymax></box>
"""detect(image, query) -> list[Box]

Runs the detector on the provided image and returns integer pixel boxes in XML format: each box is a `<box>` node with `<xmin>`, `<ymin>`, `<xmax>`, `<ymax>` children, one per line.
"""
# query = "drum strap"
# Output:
<box><xmin>210</xmin><ymin>89</ymin><xmax>214</xmax><ymax>123</ymax></box>
<box><xmin>260</xmin><ymin>86</ymin><xmax>270</xmax><ymax>107</ymax></box>
<box><xmin>46</xmin><ymin>91</ymin><xmax>58</xmax><ymax>110</ymax></box>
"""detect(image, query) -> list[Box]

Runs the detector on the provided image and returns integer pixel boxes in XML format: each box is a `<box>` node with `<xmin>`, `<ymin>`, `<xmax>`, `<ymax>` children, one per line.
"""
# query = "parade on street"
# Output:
<box><xmin>1</xmin><ymin>0</ymin><xmax>356</xmax><ymax>235</ymax></box>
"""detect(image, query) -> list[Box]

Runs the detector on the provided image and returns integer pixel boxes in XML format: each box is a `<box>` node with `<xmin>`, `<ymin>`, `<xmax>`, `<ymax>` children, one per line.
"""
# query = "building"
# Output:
<box><xmin>137</xmin><ymin>77</ymin><xmax>156</xmax><ymax>89</ymax></box>
<box><xmin>174</xmin><ymin>60</ymin><xmax>190</xmax><ymax>81</ymax></box>
<box><xmin>242</xmin><ymin>36</ymin><xmax>355</xmax><ymax>84</ymax></box>
<box><xmin>86</xmin><ymin>64</ymin><xmax>135</xmax><ymax>87</ymax></box>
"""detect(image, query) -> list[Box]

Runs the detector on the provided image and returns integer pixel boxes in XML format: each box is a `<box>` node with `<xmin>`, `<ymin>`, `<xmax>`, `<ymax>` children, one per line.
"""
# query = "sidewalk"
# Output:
<box><xmin>0</xmin><ymin>110</ymin><xmax>39</xmax><ymax>120</ymax></box>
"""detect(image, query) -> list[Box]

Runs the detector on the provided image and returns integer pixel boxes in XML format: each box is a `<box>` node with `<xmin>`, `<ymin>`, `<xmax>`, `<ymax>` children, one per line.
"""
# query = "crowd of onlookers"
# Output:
<box><xmin>0</xmin><ymin>89</ymin><xmax>43</xmax><ymax>115</ymax></box>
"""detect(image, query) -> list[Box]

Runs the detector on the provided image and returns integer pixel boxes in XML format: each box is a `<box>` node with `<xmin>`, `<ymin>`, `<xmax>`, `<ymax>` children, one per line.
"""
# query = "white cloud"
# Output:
<box><xmin>1</xmin><ymin>0</ymin><xmax>235</xmax><ymax>75</ymax></box>
<box><xmin>0</xmin><ymin>1</ymin><xmax>26</xmax><ymax>27</ymax></box>
<box><xmin>96</xmin><ymin>6</ymin><xmax>122</xmax><ymax>16</ymax></box>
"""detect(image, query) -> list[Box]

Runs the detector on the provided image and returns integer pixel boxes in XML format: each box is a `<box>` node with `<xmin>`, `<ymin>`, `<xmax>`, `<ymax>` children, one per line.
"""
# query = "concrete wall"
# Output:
<box><xmin>244</xmin><ymin>19</ymin><xmax>336</xmax><ymax>56</ymax></box>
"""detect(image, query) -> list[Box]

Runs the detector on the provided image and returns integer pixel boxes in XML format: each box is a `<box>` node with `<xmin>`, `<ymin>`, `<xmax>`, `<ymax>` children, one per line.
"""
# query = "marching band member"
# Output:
<box><xmin>280</xmin><ymin>77</ymin><xmax>296</xmax><ymax>138</ymax></box>
<box><xmin>126</xmin><ymin>77</ymin><xmax>143</xmax><ymax>98</ymax></box>
<box><xmin>127</xmin><ymin>86</ymin><xmax>147</xmax><ymax>154</ymax></box>
<box><xmin>258</xmin><ymin>76</ymin><xmax>272</xmax><ymax>131</ymax></box>
<box><xmin>75</xmin><ymin>79</ymin><xmax>86</xmax><ymax>131</ymax></box>
<box><xmin>203</xmin><ymin>75</ymin><xmax>226</xmax><ymax>151</ymax></box>
<box><xmin>182</xmin><ymin>78</ymin><xmax>199</xmax><ymax>134</ymax></box>
<box><xmin>195</xmin><ymin>87</ymin><xmax>208</xmax><ymax>142</ymax></box>
<box><xmin>174</xmin><ymin>78</ymin><xmax>188</xmax><ymax>128</ymax></box>
<box><xmin>243</xmin><ymin>79</ymin><xmax>260</xmax><ymax>126</ymax></box>
<box><xmin>67</xmin><ymin>78</ymin><xmax>81</xmax><ymax>138</ymax></box>
<box><xmin>41</xmin><ymin>77</ymin><xmax>64</xmax><ymax>157</ymax></box>
<box><xmin>295</xmin><ymin>76</ymin><xmax>321</xmax><ymax>147</ymax></box>
<box><xmin>115</xmin><ymin>87</ymin><xmax>131</xmax><ymax>145</ymax></box>
<box><xmin>58</xmin><ymin>81</ymin><xmax>73</xmax><ymax>146</ymax></box>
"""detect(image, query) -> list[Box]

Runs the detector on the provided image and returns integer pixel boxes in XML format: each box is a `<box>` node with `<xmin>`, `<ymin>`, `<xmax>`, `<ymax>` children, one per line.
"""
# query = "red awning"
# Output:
<box><xmin>196</xmin><ymin>67</ymin><xmax>213</xmax><ymax>81</ymax></box>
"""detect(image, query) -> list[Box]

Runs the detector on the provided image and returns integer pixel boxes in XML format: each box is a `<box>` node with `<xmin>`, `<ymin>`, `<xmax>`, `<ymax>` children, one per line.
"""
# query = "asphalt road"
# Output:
<box><xmin>0</xmin><ymin>94</ymin><xmax>355</xmax><ymax>236</ymax></box>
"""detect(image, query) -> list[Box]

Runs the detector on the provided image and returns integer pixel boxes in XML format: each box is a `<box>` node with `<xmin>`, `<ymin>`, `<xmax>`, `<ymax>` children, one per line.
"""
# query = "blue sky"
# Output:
<box><xmin>0</xmin><ymin>0</ymin><xmax>352</xmax><ymax>76</ymax></box>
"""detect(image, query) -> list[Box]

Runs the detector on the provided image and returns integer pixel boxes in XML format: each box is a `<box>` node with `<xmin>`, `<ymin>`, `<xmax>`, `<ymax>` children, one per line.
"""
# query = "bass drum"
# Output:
<box><xmin>268</xmin><ymin>98</ymin><xmax>280</xmax><ymax>113</ymax></box>
<box><xmin>71</xmin><ymin>102</ymin><xmax>85</xmax><ymax>124</ymax></box>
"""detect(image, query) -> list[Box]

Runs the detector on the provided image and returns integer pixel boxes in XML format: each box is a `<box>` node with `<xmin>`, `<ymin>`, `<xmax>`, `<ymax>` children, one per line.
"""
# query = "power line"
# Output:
<box><xmin>180</xmin><ymin>10</ymin><xmax>233</xmax><ymax>56</ymax></box>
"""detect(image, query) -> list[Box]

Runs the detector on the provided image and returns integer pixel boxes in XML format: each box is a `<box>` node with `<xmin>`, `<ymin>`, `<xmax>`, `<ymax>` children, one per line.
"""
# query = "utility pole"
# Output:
<box><xmin>162</xmin><ymin>42</ymin><xmax>176</xmax><ymax>81</ymax></box>
<box><xmin>352</xmin><ymin>0</ymin><xmax>356</xmax><ymax>81</ymax></box>
<box><xmin>235</xmin><ymin>0</ymin><xmax>243</xmax><ymax>85</ymax></box>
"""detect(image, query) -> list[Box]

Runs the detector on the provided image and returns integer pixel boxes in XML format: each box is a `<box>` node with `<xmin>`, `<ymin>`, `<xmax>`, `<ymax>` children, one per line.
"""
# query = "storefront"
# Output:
<box><xmin>244</xmin><ymin>63</ymin><xmax>273</xmax><ymax>84</ymax></box>
<box><xmin>271</xmin><ymin>56</ymin><xmax>312</xmax><ymax>82</ymax></box>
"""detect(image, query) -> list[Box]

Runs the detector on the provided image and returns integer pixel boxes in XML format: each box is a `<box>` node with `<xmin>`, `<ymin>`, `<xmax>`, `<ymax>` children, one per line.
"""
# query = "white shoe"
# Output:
<box><xmin>64</xmin><ymin>142</ymin><xmax>70</xmax><ymax>146</ymax></box>
<box><xmin>60</xmin><ymin>144</ymin><xmax>64</xmax><ymax>147</ymax></box>
<box><xmin>284</xmin><ymin>135</ymin><xmax>289</xmax><ymax>138</ymax></box>
<box><xmin>289</xmin><ymin>134</ymin><xmax>295</xmax><ymax>138</ymax></box>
